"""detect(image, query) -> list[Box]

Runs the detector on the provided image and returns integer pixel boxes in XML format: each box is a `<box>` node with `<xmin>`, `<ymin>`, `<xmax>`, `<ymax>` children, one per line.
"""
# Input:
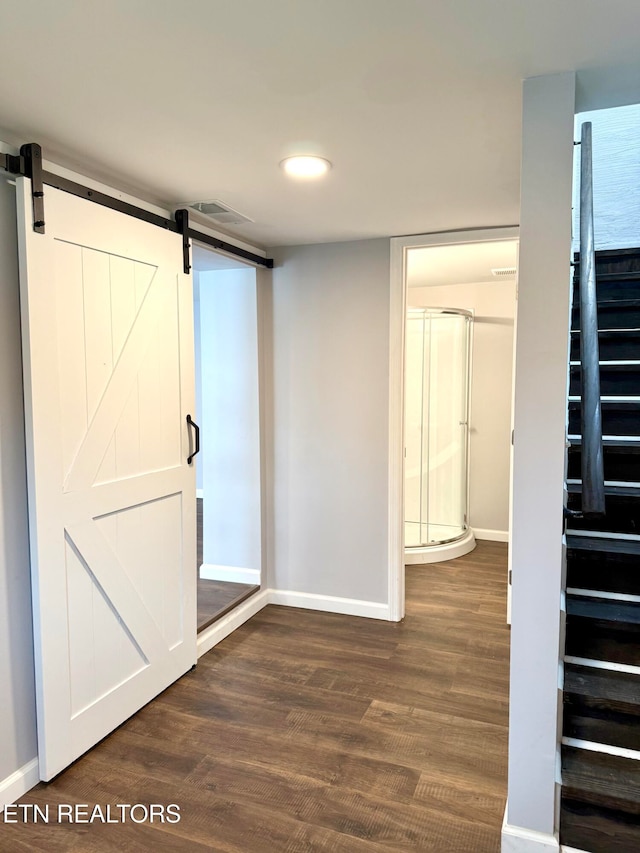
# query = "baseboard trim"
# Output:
<box><xmin>0</xmin><ymin>758</ymin><xmax>39</xmax><ymax>812</ymax></box>
<box><xmin>502</xmin><ymin>824</ymin><xmax>560</xmax><ymax>852</ymax></box>
<box><xmin>197</xmin><ymin>588</ymin><xmax>270</xmax><ymax>657</ymax></box>
<box><xmin>502</xmin><ymin>806</ymin><xmax>560</xmax><ymax>852</ymax></box>
<box><xmin>199</xmin><ymin>563</ymin><xmax>261</xmax><ymax>585</ymax></box>
<box><xmin>268</xmin><ymin>589</ymin><xmax>391</xmax><ymax>621</ymax></box>
<box><xmin>474</xmin><ymin>528</ymin><xmax>509</xmax><ymax>543</ymax></box>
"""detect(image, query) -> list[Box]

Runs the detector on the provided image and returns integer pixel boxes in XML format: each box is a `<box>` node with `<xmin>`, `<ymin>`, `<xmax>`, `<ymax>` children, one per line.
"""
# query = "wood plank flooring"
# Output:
<box><xmin>197</xmin><ymin>579</ymin><xmax>260</xmax><ymax>632</ymax></box>
<box><xmin>1</xmin><ymin>541</ymin><xmax>510</xmax><ymax>852</ymax></box>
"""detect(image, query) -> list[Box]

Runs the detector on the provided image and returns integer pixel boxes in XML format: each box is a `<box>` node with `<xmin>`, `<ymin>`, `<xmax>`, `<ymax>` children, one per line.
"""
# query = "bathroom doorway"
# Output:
<box><xmin>388</xmin><ymin>228</ymin><xmax>519</xmax><ymax>619</ymax></box>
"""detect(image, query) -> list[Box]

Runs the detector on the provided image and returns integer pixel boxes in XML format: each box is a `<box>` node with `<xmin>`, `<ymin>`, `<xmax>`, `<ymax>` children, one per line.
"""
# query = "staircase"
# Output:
<box><xmin>561</xmin><ymin>247</ymin><xmax>640</xmax><ymax>853</ymax></box>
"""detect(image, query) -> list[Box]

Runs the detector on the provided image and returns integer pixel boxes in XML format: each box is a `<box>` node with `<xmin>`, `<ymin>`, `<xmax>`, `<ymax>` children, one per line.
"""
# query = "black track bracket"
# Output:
<box><xmin>3</xmin><ymin>152</ymin><xmax>24</xmax><ymax>175</ymax></box>
<box><xmin>3</xmin><ymin>141</ymin><xmax>273</xmax><ymax>267</ymax></box>
<box><xmin>20</xmin><ymin>143</ymin><xmax>45</xmax><ymax>233</ymax></box>
<box><xmin>174</xmin><ymin>208</ymin><xmax>191</xmax><ymax>274</ymax></box>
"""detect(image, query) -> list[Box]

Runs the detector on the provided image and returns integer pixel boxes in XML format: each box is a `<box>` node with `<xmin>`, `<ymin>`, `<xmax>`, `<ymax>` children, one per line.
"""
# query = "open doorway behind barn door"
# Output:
<box><xmin>16</xmin><ymin>178</ymin><xmax>197</xmax><ymax>781</ymax></box>
<box><xmin>192</xmin><ymin>243</ymin><xmax>262</xmax><ymax>632</ymax></box>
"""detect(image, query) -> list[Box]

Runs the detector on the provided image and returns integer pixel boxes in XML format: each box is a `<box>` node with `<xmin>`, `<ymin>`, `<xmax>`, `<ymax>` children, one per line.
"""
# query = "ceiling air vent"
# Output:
<box><xmin>185</xmin><ymin>199</ymin><xmax>253</xmax><ymax>226</ymax></box>
<box><xmin>491</xmin><ymin>267</ymin><xmax>517</xmax><ymax>277</ymax></box>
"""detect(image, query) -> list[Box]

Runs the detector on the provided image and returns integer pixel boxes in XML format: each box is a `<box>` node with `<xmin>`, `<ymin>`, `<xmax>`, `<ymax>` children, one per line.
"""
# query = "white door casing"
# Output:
<box><xmin>16</xmin><ymin>179</ymin><xmax>196</xmax><ymax>781</ymax></box>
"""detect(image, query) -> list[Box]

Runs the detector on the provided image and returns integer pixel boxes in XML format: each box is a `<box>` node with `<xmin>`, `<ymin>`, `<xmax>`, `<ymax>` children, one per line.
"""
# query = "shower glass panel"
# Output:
<box><xmin>405</xmin><ymin>308</ymin><xmax>471</xmax><ymax>547</ymax></box>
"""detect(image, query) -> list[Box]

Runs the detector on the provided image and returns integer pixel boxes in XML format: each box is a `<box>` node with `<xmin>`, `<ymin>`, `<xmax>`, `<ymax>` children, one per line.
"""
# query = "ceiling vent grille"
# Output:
<box><xmin>184</xmin><ymin>199</ymin><xmax>254</xmax><ymax>226</ymax></box>
<box><xmin>491</xmin><ymin>266</ymin><xmax>517</xmax><ymax>277</ymax></box>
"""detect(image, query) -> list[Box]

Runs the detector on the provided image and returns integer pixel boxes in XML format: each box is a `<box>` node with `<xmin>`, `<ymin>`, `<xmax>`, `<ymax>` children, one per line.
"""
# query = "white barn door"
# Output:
<box><xmin>16</xmin><ymin>179</ymin><xmax>197</xmax><ymax>780</ymax></box>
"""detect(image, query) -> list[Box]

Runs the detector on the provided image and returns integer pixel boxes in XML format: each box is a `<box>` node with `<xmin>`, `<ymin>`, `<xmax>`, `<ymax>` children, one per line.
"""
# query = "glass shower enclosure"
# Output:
<box><xmin>404</xmin><ymin>308</ymin><xmax>473</xmax><ymax>556</ymax></box>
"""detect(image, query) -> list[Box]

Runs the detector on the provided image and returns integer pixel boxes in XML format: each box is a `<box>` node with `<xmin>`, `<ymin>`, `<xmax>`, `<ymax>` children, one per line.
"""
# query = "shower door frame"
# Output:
<box><xmin>388</xmin><ymin>227</ymin><xmax>519</xmax><ymax>622</ymax></box>
<box><xmin>404</xmin><ymin>306</ymin><xmax>473</xmax><ymax>550</ymax></box>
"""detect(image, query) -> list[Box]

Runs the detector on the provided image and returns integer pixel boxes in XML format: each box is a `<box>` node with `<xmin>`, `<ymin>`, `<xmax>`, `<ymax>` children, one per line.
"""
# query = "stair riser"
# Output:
<box><xmin>567</xmin><ymin>447</ymin><xmax>640</xmax><ymax>481</ymax></box>
<box><xmin>572</xmin><ymin>305</ymin><xmax>640</xmax><ymax>331</ymax></box>
<box><xmin>564</xmin><ymin>704</ymin><xmax>640</xmax><ymax>751</ymax></box>
<box><xmin>570</xmin><ymin>365</ymin><xmax>640</xmax><ymax>396</ymax></box>
<box><xmin>574</xmin><ymin>249</ymin><xmax>640</xmax><ymax>276</ymax></box>
<box><xmin>573</xmin><ymin>278</ymin><xmax>640</xmax><ymax>303</ymax></box>
<box><xmin>571</xmin><ymin>333</ymin><xmax>640</xmax><ymax>361</ymax></box>
<box><xmin>567</xmin><ymin>550</ymin><xmax>640</xmax><ymax>596</ymax></box>
<box><xmin>561</xmin><ymin>798</ymin><xmax>640</xmax><ymax>853</ymax></box>
<box><xmin>562</xmin><ymin>744</ymin><xmax>640</xmax><ymax>813</ymax></box>
<box><xmin>566</xmin><ymin>491</ymin><xmax>640</xmax><ymax>534</ymax></box>
<box><xmin>569</xmin><ymin>402</ymin><xmax>640</xmax><ymax>436</ymax></box>
<box><xmin>565</xmin><ymin>616</ymin><xmax>640</xmax><ymax>667</ymax></box>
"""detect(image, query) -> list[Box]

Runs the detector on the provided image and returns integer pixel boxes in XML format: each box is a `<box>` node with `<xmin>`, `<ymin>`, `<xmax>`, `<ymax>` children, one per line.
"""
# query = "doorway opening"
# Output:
<box><xmin>389</xmin><ymin>228</ymin><xmax>519</xmax><ymax>618</ymax></box>
<box><xmin>192</xmin><ymin>243</ymin><xmax>262</xmax><ymax>632</ymax></box>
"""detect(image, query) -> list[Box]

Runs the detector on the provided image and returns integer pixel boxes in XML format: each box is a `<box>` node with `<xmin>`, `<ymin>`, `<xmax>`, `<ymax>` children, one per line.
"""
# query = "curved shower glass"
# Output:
<box><xmin>405</xmin><ymin>308</ymin><xmax>472</xmax><ymax>548</ymax></box>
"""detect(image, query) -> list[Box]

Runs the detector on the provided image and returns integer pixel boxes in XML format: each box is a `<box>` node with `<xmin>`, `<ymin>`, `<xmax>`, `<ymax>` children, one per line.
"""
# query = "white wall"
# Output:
<box><xmin>572</xmin><ymin>103</ymin><xmax>640</xmax><ymax>252</ymax></box>
<box><xmin>409</xmin><ymin>280</ymin><xmax>515</xmax><ymax>538</ymax></box>
<box><xmin>504</xmin><ymin>72</ymin><xmax>576</xmax><ymax>849</ymax></box>
<box><xmin>199</xmin><ymin>268</ymin><xmax>262</xmax><ymax>580</ymax></box>
<box><xmin>0</xmin><ymin>153</ymin><xmax>38</xmax><ymax>802</ymax></box>
<box><xmin>269</xmin><ymin>240</ymin><xmax>390</xmax><ymax>611</ymax></box>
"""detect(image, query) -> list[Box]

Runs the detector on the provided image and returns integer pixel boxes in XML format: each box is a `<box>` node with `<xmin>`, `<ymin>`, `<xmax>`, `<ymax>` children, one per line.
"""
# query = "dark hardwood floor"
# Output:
<box><xmin>197</xmin><ymin>578</ymin><xmax>259</xmax><ymax>632</ymax></box>
<box><xmin>197</xmin><ymin>498</ymin><xmax>259</xmax><ymax>632</ymax></box>
<box><xmin>1</xmin><ymin>542</ymin><xmax>510</xmax><ymax>852</ymax></box>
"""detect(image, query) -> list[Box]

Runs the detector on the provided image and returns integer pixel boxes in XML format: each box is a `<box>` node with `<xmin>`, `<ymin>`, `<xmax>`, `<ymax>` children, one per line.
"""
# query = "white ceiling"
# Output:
<box><xmin>407</xmin><ymin>240</ymin><xmax>518</xmax><ymax>288</ymax></box>
<box><xmin>0</xmin><ymin>1</ymin><xmax>639</xmax><ymax>249</ymax></box>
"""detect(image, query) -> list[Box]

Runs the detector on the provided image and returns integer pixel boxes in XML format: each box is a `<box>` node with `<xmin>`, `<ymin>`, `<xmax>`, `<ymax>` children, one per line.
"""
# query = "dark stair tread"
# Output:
<box><xmin>567</xmin><ymin>534</ymin><xmax>640</xmax><ymax>557</ymax></box>
<box><xmin>566</xmin><ymin>595</ymin><xmax>640</xmax><ymax>626</ymax></box>
<box><xmin>564</xmin><ymin>664</ymin><xmax>640</xmax><ymax>710</ymax></box>
<box><xmin>562</xmin><ymin>746</ymin><xmax>640</xmax><ymax>813</ymax></box>
<box><xmin>561</xmin><ymin>797</ymin><xmax>640</xmax><ymax>853</ymax></box>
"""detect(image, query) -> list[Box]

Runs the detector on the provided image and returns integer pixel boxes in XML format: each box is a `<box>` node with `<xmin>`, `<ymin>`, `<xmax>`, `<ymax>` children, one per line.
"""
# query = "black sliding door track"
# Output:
<box><xmin>2</xmin><ymin>143</ymin><xmax>273</xmax><ymax>271</ymax></box>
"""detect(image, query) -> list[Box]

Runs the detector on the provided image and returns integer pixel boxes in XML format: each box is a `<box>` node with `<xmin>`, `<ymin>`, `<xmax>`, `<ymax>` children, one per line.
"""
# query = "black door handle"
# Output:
<box><xmin>186</xmin><ymin>414</ymin><xmax>200</xmax><ymax>465</ymax></box>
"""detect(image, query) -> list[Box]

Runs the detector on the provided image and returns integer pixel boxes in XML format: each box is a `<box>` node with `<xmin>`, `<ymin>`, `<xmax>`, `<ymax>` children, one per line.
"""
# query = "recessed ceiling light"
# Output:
<box><xmin>280</xmin><ymin>155</ymin><xmax>332</xmax><ymax>179</ymax></box>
